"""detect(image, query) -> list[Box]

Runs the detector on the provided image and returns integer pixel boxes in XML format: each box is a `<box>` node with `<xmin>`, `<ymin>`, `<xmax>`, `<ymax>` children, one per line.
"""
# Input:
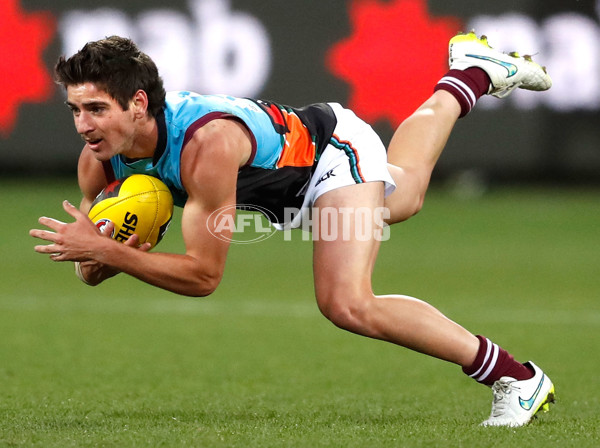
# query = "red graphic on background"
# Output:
<box><xmin>327</xmin><ymin>0</ymin><xmax>461</xmax><ymax>126</ymax></box>
<box><xmin>0</xmin><ymin>0</ymin><xmax>55</xmax><ymax>136</ymax></box>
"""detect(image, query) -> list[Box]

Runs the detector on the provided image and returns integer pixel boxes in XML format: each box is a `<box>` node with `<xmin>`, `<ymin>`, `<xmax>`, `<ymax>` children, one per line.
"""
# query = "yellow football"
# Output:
<box><xmin>88</xmin><ymin>174</ymin><xmax>173</xmax><ymax>248</ymax></box>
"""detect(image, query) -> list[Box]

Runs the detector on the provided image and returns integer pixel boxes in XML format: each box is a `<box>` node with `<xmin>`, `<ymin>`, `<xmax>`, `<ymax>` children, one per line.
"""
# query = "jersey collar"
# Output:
<box><xmin>153</xmin><ymin>108</ymin><xmax>167</xmax><ymax>165</ymax></box>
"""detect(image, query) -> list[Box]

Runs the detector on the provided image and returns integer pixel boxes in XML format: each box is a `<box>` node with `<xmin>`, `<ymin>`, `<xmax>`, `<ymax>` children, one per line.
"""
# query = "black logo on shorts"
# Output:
<box><xmin>315</xmin><ymin>169</ymin><xmax>336</xmax><ymax>187</ymax></box>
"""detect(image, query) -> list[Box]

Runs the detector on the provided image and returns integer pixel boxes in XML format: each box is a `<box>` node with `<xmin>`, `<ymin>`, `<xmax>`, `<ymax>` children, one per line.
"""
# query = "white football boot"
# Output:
<box><xmin>448</xmin><ymin>31</ymin><xmax>552</xmax><ymax>98</ymax></box>
<box><xmin>481</xmin><ymin>361</ymin><xmax>555</xmax><ymax>427</ymax></box>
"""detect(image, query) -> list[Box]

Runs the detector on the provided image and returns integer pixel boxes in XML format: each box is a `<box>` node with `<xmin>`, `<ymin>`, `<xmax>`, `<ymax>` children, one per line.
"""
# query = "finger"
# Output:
<box><xmin>123</xmin><ymin>235</ymin><xmax>151</xmax><ymax>251</ymax></box>
<box><xmin>100</xmin><ymin>220</ymin><xmax>115</xmax><ymax>237</ymax></box>
<box><xmin>30</xmin><ymin>228</ymin><xmax>58</xmax><ymax>243</ymax></box>
<box><xmin>33</xmin><ymin>243</ymin><xmax>62</xmax><ymax>254</ymax></box>
<box><xmin>50</xmin><ymin>252</ymin><xmax>66</xmax><ymax>262</ymax></box>
<box><xmin>123</xmin><ymin>234</ymin><xmax>140</xmax><ymax>247</ymax></box>
<box><xmin>63</xmin><ymin>200</ymin><xmax>86</xmax><ymax>220</ymax></box>
<box><xmin>37</xmin><ymin>216</ymin><xmax>66</xmax><ymax>231</ymax></box>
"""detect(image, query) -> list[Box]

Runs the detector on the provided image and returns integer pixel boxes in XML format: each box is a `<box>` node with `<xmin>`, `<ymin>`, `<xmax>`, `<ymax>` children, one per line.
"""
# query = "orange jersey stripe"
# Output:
<box><xmin>276</xmin><ymin>111</ymin><xmax>316</xmax><ymax>168</ymax></box>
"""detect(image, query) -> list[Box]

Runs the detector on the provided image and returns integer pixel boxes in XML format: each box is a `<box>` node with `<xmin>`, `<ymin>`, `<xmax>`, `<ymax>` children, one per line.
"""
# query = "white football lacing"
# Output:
<box><xmin>489</xmin><ymin>379</ymin><xmax>520</xmax><ymax>417</ymax></box>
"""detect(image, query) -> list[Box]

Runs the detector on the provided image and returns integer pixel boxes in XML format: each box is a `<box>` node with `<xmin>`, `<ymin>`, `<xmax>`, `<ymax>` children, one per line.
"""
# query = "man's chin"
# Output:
<box><xmin>86</xmin><ymin>144</ymin><xmax>113</xmax><ymax>161</ymax></box>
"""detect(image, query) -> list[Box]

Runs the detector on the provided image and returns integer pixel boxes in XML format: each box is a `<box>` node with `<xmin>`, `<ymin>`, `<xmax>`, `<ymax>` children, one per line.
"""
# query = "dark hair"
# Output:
<box><xmin>54</xmin><ymin>36</ymin><xmax>166</xmax><ymax>117</ymax></box>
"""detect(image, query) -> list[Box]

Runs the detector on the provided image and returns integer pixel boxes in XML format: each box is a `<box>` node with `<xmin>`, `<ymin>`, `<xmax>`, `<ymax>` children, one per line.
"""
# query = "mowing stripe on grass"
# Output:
<box><xmin>1</xmin><ymin>296</ymin><xmax>599</xmax><ymax>326</ymax></box>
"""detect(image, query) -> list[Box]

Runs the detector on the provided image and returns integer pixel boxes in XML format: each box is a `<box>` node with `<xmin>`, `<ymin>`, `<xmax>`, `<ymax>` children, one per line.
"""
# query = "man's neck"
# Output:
<box><xmin>124</xmin><ymin>115</ymin><xmax>159</xmax><ymax>161</ymax></box>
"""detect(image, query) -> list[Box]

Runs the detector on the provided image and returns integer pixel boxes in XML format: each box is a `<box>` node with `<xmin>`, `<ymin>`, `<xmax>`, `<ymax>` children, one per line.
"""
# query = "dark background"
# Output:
<box><xmin>3</xmin><ymin>0</ymin><xmax>599</xmax><ymax>186</ymax></box>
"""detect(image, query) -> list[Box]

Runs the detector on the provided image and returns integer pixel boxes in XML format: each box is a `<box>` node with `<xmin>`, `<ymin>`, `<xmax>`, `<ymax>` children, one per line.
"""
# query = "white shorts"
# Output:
<box><xmin>276</xmin><ymin>102</ymin><xmax>396</xmax><ymax>229</ymax></box>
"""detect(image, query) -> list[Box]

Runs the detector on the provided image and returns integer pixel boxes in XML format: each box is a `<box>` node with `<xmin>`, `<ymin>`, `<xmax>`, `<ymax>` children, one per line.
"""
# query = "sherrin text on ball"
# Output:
<box><xmin>88</xmin><ymin>174</ymin><xmax>173</xmax><ymax>248</ymax></box>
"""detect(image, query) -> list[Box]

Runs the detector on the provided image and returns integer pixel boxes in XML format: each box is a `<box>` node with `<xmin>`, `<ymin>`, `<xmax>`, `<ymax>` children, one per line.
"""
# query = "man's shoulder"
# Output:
<box><xmin>164</xmin><ymin>90</ymin><xmax>203</xmax><ymax>112</ymax></box>
<box><xmin>163</xmin><ymin>91</ymin><xmax>232</xmax><ymax>125</ymax></box>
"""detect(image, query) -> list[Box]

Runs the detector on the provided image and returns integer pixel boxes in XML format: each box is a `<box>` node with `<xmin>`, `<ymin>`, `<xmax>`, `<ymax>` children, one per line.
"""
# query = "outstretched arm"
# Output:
<box><xmin>32</xmin><ymin>198</ymin><xmax>230</xmax><ymax>296</ymax></box>
<box><xmin>30</xmin><ymin>119</ymin><xmax>252</xmax><ymax>297</ymax></box>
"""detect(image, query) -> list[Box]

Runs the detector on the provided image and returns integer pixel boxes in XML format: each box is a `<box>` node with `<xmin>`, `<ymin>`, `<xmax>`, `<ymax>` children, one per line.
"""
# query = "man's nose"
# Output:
<box><xmin>75</xmin><ymin>111</ymin><xmax>94</xmax><ymax>134</ymax></box>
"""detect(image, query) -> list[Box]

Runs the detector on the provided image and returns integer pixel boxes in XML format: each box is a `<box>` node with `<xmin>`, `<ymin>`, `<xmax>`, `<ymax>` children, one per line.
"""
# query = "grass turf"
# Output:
<box><xmin>1</xmin><ymin>178</ymin><xmax>599</xmax><ymax>447</ymax></box>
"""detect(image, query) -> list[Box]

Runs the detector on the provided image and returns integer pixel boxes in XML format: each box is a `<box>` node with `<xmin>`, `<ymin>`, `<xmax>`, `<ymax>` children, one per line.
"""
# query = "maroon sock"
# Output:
<box><xmin>434</xmin><ymin>68</ymin><xmax>491</xmax><ymax>117</ymax></box>
<box><xmin>462</xmin><ymin>335</ymin><xmax>534</xmax><ymax>386</ymax></box>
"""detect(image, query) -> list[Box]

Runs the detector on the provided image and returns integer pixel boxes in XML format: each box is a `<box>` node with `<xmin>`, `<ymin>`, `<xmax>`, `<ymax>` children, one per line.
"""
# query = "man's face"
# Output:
<box><xmin>66</xmin><ymin>83</ymin><xmax>137</xmax><ymax>161</ymax></box>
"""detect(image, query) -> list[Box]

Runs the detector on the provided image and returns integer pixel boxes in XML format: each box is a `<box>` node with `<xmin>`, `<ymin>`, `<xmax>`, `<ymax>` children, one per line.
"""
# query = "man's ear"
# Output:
<box><xmin>131</xmin><ymin>90</ymin><xmax>149</xmax><ymax>118</ymax></box>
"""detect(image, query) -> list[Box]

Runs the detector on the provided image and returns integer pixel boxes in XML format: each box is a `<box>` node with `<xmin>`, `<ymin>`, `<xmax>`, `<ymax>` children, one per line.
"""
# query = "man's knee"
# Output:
<box><xmin>316</xmin><ymin>287</ymin><xmax>374</xmax><ymax>332</ymax></box>
<box><xmin>385</xmin><ymin>165</ymin><xmax>428</xmax><ymax>223</ymax></box>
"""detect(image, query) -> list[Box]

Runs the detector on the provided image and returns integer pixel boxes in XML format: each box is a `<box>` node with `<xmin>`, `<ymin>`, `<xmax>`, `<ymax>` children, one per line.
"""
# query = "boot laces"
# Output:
<box><xmin>490</xmin><ymin>379</ymin><xmax>520</xmax><ymax>417</ymax></box>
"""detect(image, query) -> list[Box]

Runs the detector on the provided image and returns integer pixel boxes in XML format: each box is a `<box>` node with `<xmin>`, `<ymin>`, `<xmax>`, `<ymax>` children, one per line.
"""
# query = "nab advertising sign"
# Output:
<box><xmin>1</xmin><ymin>0</ymin><xmax>599</xmax><ymax>181</ymax></box>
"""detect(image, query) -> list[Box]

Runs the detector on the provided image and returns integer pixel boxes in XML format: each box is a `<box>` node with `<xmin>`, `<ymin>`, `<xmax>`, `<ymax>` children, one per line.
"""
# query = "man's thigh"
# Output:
<box><xmin>311</xmin><ymin>181</ymin><xmax>386</xmax><ymax>298</ymax></box>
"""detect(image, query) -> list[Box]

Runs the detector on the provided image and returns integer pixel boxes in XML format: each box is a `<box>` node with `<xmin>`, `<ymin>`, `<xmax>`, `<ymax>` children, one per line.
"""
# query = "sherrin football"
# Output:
<box><xmin>88</xmin><ymin>174</ymin><xmax>173</xmax><ymax>248</ymax></box>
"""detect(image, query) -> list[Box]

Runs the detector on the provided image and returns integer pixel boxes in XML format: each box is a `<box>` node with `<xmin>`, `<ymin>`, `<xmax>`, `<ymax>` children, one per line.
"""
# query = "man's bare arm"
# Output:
<box><xmin>31</xmin><ymin>119</ymin><xmax>252</xmax><ymax>296</ymax></box>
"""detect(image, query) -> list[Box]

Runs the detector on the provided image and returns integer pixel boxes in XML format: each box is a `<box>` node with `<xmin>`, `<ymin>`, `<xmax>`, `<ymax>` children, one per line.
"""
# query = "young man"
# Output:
<box><xmin>31</xmin><ymin>32</ymin><xmax>555</xmax><ymax>426</ymax></box>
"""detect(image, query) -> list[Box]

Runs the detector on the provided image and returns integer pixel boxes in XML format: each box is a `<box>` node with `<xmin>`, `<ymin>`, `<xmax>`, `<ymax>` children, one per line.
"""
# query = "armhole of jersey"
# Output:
<box><xmin>181</xmin><ymin>112</ymin><xmax>258</xmax><ymax>166</ymax></box>
<box><xmin>102</xmin><ymin>160</ymin><xmax>116</xmax><ymax>183</ymax></box>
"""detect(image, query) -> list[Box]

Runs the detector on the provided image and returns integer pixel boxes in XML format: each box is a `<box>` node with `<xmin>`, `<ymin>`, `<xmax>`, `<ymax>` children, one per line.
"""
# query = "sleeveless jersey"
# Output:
<box><xmin>106</xmin><ymin>91</ymin><xmax>336</xmax><ymax>224</ymax></box>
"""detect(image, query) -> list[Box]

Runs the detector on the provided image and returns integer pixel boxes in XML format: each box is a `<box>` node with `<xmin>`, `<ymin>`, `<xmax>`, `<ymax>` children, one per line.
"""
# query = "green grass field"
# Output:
<box><xmin>1</xmin><ymin>178</ymin><xmax>599</xmax><ymax>447</ymax></box>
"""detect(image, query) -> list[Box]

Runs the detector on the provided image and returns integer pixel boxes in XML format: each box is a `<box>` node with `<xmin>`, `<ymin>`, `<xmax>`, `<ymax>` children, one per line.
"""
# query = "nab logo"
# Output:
<box><xmin>315</xmin><ymin>169</ymin><xmax>336</xmax><ymax>187</ymax></box>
